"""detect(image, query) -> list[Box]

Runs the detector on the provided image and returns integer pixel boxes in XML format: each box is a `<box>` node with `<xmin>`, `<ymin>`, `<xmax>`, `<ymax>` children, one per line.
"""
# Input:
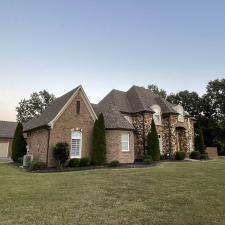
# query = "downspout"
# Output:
<box><xmin>46</xmin><ymin>128</ymin><xmax>51</xmax><ymax>167</ymax></box>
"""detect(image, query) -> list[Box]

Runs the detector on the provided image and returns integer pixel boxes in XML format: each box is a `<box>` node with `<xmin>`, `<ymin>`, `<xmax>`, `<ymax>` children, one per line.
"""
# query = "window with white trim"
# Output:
<box><xmin>151</xmin><ymin>105</ymin><xmax>161</xmax><ymax>125</ymax></box>
<box><xmin>71</xmin><ymin>131</ymin><xmax>82</xmax><ymax>158</ymax></box>
<box><xmin>121</xmin><ymin>133</ymin><xmax>129</xmax><ymax>152</ymax></box>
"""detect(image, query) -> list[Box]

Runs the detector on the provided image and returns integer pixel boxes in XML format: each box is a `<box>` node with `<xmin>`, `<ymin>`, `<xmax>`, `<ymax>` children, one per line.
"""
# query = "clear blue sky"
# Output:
<box><xmin>0</xmin><ymin>0</ymin><xmax>225</xmax><ymax>121</ymax></box>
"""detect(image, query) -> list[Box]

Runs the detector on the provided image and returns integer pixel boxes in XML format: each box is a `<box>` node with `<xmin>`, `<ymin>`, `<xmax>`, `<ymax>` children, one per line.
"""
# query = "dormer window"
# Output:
<box><xmin>151</xmin><ymin>104</ymin><xmax>161</xmax><ymax>125</ymax></box>
<box><xmin>124</xmin><ymin>115</ymin><xmax>132</xmax><ymax>124</ymax></box>
<box><xmin>175</xmin><ymin>105</ymin><xmax>184</xmax><ymax>122</ymax></box>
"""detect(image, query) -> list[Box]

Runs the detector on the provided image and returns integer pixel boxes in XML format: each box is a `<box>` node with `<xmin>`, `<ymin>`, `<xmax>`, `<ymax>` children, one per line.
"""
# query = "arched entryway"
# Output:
<box><xmin>175</xmin><ymin>127</ymin><xmax>187</xmax><ymax>152</ymax></box>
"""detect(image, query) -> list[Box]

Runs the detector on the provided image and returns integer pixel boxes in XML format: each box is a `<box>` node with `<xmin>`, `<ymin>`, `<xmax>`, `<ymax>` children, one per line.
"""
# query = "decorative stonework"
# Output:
<box><xmin>130</xmin><ymin>113</ymin><xmax>195</xmax><ymax>159</ymax></box>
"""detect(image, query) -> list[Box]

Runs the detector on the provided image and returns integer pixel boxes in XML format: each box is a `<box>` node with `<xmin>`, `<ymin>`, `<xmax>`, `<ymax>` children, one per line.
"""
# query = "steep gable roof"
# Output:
<box><xmin>24</xmin><ymin>86</ymin><xmax>80</xmax><ymax>132</ymax></box>
<box><xmin>0</xmin><ymin>121</ymin><xmax>17</xmax><ymax>138</ymax></box>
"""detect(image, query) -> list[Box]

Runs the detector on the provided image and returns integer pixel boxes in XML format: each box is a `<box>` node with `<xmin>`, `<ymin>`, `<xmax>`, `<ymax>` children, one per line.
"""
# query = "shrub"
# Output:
<box><xmin>200</xmin><ymin>153</ymin><xmax>209</xmax><ymax>160</ymax></box>
<box><xmin>17</xmin><ymin>157</ymin><xmax>23</xmax><ymax>164</ymax></box>
<box><xmin>79</xmin><ymin>158</ymin><xmax>90</xmax><ymax>167</ymax></box>
<box><xmin>30</xmin><ymin>160</ymin><xmax>46</xmax><ymax>171</ymax></box>
<box><xmin>160</xmin><ymin>154</ymin><xmax>165</xmax><ymax>160</ymax></box>
<box><xmin>143</xmin><ymin>158</ymin><xmax>153</xmax><ymax>164</ymax></box>
<box><xmin>147</xmin><ymin>119</ymin><xmax>160</xmax><ymax>161</ymax></box>
<box><xmin>68</xmin><ymin>159</ymin><xmax>80</xmax><ymax>167</ymax></box>
<box><xmin>53</xmin><ymin>142</ymin><xmax>69</xmax><ymax>168</ymax></box>
<box><xmin>11</xmin><ymin>122</ymin><xmax>27</xmax><ymax>162</ymax></box>
<box><xmin>109</xmin><ymin>160</ymin><xmax>119</xmax><ymax>167</ymax></box>
<box><xmin>92</xmin><ymin>113</ymin><xmax>107</xmax><ymax>165</ymax></box>
<box><xmin>190</xmin><ymin>151</ymin><xmax>201</xmax><ymax>160</ymax></box>
<box><xmin>195</xmin><ymin>122</ymin><xmax>206</xmax><ymax>154</ymax></box>
<box><xmin>176</xmin><ymin>151</ymin><xmax>186</xmax><ymax>160</ymax></box>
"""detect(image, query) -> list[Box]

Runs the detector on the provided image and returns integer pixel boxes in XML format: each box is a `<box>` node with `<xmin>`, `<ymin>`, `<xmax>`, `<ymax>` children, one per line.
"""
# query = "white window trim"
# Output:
<box><xmin>71</xmin><ymin>130</ymin><xmax>82</xmax><ymax>159</ymax></box>
<box><xmin>121</xmin><ymin>133</ymin><xmax>130</xmax><ymax>152</ymax></box>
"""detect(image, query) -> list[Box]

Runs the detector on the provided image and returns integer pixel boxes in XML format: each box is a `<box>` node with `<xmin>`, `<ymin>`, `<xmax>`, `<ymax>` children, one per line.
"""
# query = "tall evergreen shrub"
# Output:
<box><xmin>147</xmin><ymin>119</ymin><xmax>160</xmax><ymax>161</ymax></box>
<box><xmin>195</xmin><ymin>122</ymin><xmax>206</xmax><ymax>154</ymax></box>
<box><xmin>92</xmin><ymin>113</ymin><xmax>106</xmax><ymax>165</ymax></box>
<box><xmin>11</xmin><ymin>122</ymin><xmax>27</xmax><ymax>162</ymax></box>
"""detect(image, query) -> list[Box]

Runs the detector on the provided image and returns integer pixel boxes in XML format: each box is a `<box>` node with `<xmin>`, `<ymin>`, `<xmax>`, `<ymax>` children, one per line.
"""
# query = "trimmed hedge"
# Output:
<box><xmin>68</xmin><ymin>159</ymin><xmax>80</xmax><ymax>167</ymax></box>
<box><xmin>109</xmin><ymin>160</ymin><xmax>119</xmax><ymax>167</ymax></box>
<box><xmin>143</xmin><ymin>155</ymin><xmax>153</xmax><ymax>164</ymax></box>
<box><xmin>176</xmin><ymin>151</ymin><xmax>186</xmax><ymax>160</ymax></box>
<box><xmin>30</xmin><ymin>160</ymin><xmax>46</xmax><ymax>171</ymax></box>
<box><xmin>200</xmin><ymin>153</ymin><xmax>209</xmax><ymax>160</ymax></box>
<box><xmin>190</xmin><ymin>151</ymin><xmax>201</xmax><ymax>160</ymax></box>
<box><xmin>79</xmin><ymin>158</ymin><xmax>90</xmax><ymax>167</ymax></box>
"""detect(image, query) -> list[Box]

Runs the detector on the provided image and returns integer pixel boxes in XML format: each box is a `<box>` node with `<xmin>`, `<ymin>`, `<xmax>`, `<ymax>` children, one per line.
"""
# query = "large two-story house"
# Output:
<box><xmin>24</xmin><ymin>85</ymin><xmax>195</xmax><ymax>166</ymax></box>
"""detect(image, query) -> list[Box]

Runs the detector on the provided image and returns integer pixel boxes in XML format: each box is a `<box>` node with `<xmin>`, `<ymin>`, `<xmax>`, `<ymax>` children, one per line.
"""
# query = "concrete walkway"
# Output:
<box><xmin>0</xmin><ymin>158</ymin><xmax>12</xmax><ymax>163</ymax></box>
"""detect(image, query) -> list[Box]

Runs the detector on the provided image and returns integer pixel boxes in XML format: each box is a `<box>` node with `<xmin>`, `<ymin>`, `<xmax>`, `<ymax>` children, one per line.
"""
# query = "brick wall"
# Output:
<box><xmin>106</xmin><ymin>130</ymin><xmax>134</xmax><ymax>163</ymax></box>
<box><xmin>206</xmin><ymin>147</ymin><xmax>218</xmax><ymax>158</ymax></box>
<box><xmin>48</xmin><ymin>90</ymin><xmax>95</xmax><ymax>166</ymax></box>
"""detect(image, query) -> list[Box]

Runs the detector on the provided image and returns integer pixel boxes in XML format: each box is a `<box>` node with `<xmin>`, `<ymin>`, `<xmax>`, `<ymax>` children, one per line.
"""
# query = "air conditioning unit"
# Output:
<box><xmin>23</xmin><ymin>155</ymin><xmax>33</xmax><ymax>167</ymax></box>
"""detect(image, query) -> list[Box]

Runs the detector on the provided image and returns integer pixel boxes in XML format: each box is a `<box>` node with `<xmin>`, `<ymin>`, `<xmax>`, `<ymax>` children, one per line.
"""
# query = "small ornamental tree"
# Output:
<box><xmin>11</xmin><ymin>122</ymin><xmax>27</xmax><ymax>162</ymax></box>
<box><xmin>53</xmin><ymin>142</ymin><xmax>69</xmax><ymax>168</ymax></box>
<box><xmin>147</xmin><ymin>119</ymin><xmax>160</xmax><ymax>161</ymax></box>
<box><xmin>195</xmin><ymin>122</ymin><xmax>206</xmax><ymax>154</ymax></box>
<box><xmin>92</xmin><ymin>113</ymin><xmax>106</xmax><ymax>165</ymax></box>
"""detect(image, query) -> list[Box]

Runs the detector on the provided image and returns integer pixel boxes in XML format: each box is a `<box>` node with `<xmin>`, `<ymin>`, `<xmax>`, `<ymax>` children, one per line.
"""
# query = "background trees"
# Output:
<box><xmin>16</xmin><ymin>90</ymin><xmax>55</xmax><ymax>123</ymax></box>
<box><xmin>148</xmin><ymin>79</ymin><xmax>225</xmax><ymax>155</ymax></box>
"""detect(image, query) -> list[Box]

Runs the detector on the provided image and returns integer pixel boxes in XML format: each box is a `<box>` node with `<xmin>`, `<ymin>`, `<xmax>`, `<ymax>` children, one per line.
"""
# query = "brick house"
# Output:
<box><xmin>24</xmin><ymin>85</ymin><xmax>195</xmax><ymax>167</ymax></box>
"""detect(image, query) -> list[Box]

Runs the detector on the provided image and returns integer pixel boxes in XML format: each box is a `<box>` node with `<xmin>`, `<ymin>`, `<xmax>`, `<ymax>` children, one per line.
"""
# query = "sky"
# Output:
<box><xmin>0</xmin><ymin>0</ymin><xmax>225</xmax><ymax>121</ymax></box>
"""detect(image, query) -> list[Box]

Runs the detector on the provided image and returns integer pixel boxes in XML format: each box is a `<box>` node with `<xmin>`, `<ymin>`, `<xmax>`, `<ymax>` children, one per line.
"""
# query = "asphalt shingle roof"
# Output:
<box><xmin>0</xmin><ymin>121</ymin><xmax>17</xmax><ymax>138</ymax></box>
<box><xmin>24</xmin><ymin>86</ymin><xmax>79</xmax><ymax>132</ymax></box>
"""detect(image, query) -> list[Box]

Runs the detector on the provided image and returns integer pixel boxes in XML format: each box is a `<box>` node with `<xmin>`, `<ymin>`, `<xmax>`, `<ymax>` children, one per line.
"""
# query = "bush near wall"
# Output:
<box><xmin>176</xmin><ymin>151</ymin><xmax>186</xmax><ymax>160</ymax></box>
<box><xmin>190</xmin><ymin>151</ymin><xmax>201</xmax><ymax>160</ymax></box>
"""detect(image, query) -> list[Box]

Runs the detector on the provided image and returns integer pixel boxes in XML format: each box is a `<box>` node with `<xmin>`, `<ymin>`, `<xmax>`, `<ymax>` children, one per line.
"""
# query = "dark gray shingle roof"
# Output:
<box><xmin>0</xmin><ymin>121</ymin><xmax>17</xmax><ymax>138</ymax></box>
<box><xmin>98</xmin><ymin>85</ymin><xmax>178</xmax><ymax>115</ymax></box>
<box><xmin>24</xmin><ymin>86</ymin><xmax>79</xmax><ymax>132</ymax></box>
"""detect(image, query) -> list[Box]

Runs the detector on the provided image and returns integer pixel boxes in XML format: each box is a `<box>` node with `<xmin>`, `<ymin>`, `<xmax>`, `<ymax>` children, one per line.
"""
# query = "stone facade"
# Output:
<box><xmin>125</xmin><ymin>113</ymin><xmax>194</xmax><ymax>159</ymax></box>
<box><xmin>106</xmin><ymin>130</ymin><xmax>134</xmax><ymax>163</ymax></box>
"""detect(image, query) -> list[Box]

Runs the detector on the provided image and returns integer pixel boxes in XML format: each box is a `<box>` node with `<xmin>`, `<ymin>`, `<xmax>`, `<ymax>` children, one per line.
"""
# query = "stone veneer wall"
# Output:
<box><xmin>130</xmin><ymin>112</ymin><xmax>195</xmax><ymax>159</ymax></box>
<box><xmin>106</xmin><ymin>130</ymin><xmax>134</xmax><ymax>163</ymax></box>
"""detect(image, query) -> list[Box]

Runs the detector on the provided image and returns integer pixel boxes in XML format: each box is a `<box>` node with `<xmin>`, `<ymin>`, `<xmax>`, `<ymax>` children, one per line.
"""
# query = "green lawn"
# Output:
<box><xmin>0</xmin><ymin>159</ymin><xmax>225</xmax><ymax>225</ymax></box>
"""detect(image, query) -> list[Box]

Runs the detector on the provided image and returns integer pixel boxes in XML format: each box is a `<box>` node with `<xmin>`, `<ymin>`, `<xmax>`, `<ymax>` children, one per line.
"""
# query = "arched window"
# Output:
<box><xmin>175</xmin><ymin>105</ymin><xmax>184</xmax><ymax>122</ymax></box>
<box><xmin>151</xmin><ymin>104</ymin><xmax>161</xmax><ymax>125</ymax></box>
<box><xmin>71</xmin><ymin>131</ymin><xmax>82</xmax><ymax>158</ymax></box>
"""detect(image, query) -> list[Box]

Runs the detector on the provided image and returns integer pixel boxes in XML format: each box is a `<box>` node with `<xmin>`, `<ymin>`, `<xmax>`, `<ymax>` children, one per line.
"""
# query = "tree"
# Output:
<box><xmin>148</xmin><ymin>84</ymin><xmax>167</xmax><ymax>99</ymax></box>
<box><xmin>11</xmin><ymin>122</ymin><xmax>27</xmax><ymax>162</ymax></box>
<box><xmin>167</xmin><ymin>91</ymin><xmax>201</xmax><ymax>117</ymax></box>
<box><xmin>194</xmin><ymin>122</ymin><xmax>206</xmax><ymax>154</ymax></box>
<box><xmin>92</xmin><ymin>113</ymin><xmax>106</xmax><ymax>165</ymax></box>
<box><xmin>16</xmin><ymin>90</ymin><xmax>55</xmax><ymax>123</ymax></box>
<box><xmin>147</xmin><ymin>119</ymin><xmax>160</xmax><ymax>161</ymax></box>
<box><xmin>53</xmin><ymin>142</ymin><xmax>69</xmax><ymax>168</ymax></box>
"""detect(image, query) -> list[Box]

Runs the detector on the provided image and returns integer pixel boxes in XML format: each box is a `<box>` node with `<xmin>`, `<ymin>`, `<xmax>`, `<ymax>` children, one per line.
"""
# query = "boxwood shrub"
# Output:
<box><xmin>68</xmin><ymin>159</ymin><xmax>80</xmax><ymax>167</ymax></box>
<box><xmin>79</xmin><ymin>158</ymin><xmax>90</xmax><ymax>167</ymax></box>
<box><xmin>109</xmin><ymin>160</ymin><xmax>119</xmax><ymax>167</ymax></box>
<box><xmin>190</xmin><ymin>151</ymin><xmax>201</xmax><ymax>160</ymax></box>
<box><xmin>30</xmin><ymin>160</ymin><xmax>46</xmax><ymax>171</ymax></box>
<box><xmin>143</xmin><ymin>155</ymin><xmax>153</xmax><ymax>164</ymax></box>
<box><xmin>176</xmin><ymin>151</ymin><xmax>186</xmax><ymax>160</ymax></box>
<box><xmin>200</xmin><ymin>153</ymin><xmax>209</xmax><ymax>160</ymax></box>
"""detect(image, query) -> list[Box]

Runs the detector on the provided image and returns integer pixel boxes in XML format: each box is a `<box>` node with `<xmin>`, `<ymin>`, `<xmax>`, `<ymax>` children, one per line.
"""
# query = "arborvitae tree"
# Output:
<box><xmin>11</xmin><ymin>122</ymin><xmax>27</xmax><ymax>162</ymax></box>
<box><xmin>92</xmin><ymin>113</ymin><xmax>106</xmax><ymax>165</ymax></box>
<box><xmin>195</xmin><ymin>122</ymin><xmax>206</xmax><ymax>154</ymax></box>
<box><xmin>147</xmin><ymin>119</ymin><xmax>160</xmax><ymax>161</ymax></box>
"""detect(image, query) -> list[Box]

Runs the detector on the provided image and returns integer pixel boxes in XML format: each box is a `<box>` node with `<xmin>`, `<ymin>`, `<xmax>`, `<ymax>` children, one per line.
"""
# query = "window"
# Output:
<box><xmin>71</xmin><ymin>131</ymin><xmax>82</xmax><ymax>158</ymax></box>
<box><xmin>121</xmin><ymin>133</ymin><xmax>129</xmax><ymax>152</ymax></box>
<box><xmin>76</xmin><ymin>101</ymin><xmax>80</xmax><ymax>114</ymax></box>
<box><xmin>151</xmin><ymin>105</ymin><xmax>161</xmax><ymax>125</ymax></box>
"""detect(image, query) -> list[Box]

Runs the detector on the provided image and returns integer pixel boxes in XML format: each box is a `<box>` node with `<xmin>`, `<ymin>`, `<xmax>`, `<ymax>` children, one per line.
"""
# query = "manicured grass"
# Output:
<box><xmin>0</xmin><ymin>158</ymin><xmax>225</xmax><ymax>225</ymax></box>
